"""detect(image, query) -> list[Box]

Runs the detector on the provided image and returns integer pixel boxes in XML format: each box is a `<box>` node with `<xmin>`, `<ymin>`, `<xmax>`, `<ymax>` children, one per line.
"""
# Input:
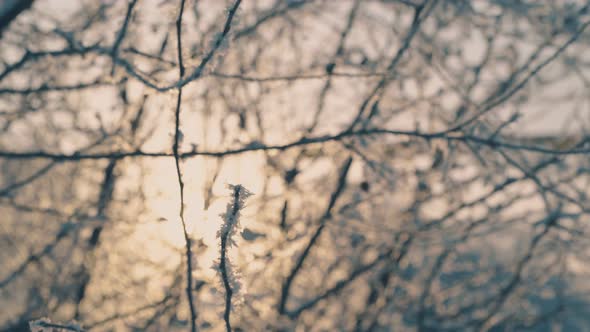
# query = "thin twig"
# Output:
<box><xmin>279</xmin><ymin>157</ymin><xmax>353</xmax><ymax>314</ymax></box>
<box><xmin>110</xmin><ymin>0</ymin><xmax>139</xmax><ymax>75</ymax></box>
<box><xmin>172</xmin><ymin>1</ymin><xmax>198</xmax><ymax>331</ymax></box>
<box><xmin>2</xmin><ymin>129</ymin><xmax>589</xmax><ymax>162</ymax></box>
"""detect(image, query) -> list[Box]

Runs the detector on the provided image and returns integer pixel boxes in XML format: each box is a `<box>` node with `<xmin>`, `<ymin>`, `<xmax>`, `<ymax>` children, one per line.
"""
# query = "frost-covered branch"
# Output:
<box><xmin>216</xmin><ymin>184</ymin><xmax>252</xmax><ymax>332</ymax></box>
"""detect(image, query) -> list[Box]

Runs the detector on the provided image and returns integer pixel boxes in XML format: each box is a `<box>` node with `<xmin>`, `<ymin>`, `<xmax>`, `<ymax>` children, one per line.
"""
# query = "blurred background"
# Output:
<box><xmin>1</xmin><ymin>0</ymin><xmax>590</xmax><ymax>331</ymax></box>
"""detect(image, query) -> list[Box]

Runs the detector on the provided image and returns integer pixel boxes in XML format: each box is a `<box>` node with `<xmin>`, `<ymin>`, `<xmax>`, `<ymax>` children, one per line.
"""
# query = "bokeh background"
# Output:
<box><xmin>2</xmin><ymin>0</ymin><xmax>590</xmax><ymax>331</ymax></box>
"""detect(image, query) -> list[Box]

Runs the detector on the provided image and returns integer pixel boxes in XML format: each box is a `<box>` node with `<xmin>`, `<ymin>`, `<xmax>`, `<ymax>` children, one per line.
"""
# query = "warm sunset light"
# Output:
<box><xmin>2</xmin><ymin>0</ymin><xmax>590</xmax><ymax>331</ymax></box>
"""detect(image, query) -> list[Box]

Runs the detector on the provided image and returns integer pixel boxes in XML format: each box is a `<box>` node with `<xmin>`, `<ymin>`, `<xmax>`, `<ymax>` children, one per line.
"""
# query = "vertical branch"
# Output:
<box><xmin>220</xmin><ymin>222</ymin><xmax>234</xmax><ymax>332</ymax></box>
<box><xmin>172</xmin><ymin>1</ymin><xmax>197</xmax><ymax>331</ymax></box>
<box><xmin>217</xmin><ymin>184</ymin><xmax>252</xmax><ymax>332</ymax></box>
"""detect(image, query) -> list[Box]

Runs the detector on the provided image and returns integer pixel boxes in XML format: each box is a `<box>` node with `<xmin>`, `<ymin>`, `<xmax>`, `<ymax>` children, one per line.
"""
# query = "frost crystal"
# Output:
<box><xmin>216</xmin><ymin>184</ymin><xmax>253</xmax><ymax>246</ymax></box>
<box><xmin>215</xmin><ymin>184</ymin><xmax>252</xmax><ymax>313</ymax></box>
